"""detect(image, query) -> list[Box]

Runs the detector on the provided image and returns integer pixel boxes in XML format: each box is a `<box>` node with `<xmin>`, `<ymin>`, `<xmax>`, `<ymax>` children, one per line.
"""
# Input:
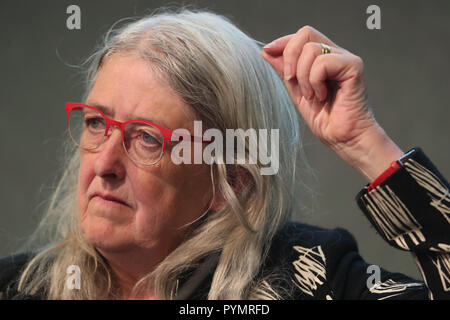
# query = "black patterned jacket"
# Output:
<box><xmin>1</xmin><ymin>148</ymin><xmax>449</xmax><ymax>300</ymax></box>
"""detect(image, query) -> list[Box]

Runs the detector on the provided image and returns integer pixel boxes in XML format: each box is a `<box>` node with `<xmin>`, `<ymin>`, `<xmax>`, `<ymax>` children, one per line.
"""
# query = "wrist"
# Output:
<box><xmin>332</xmin><ymin>122</ymin><xmax>404</xmax><ymax>182</ymax></box>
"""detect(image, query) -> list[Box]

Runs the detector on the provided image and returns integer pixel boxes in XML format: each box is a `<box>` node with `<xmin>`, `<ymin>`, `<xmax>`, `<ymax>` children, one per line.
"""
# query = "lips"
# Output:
<box><xmin>90</xmin><ymin>192</ymin><xmax>130</xmax><ymax>207</ymax></box>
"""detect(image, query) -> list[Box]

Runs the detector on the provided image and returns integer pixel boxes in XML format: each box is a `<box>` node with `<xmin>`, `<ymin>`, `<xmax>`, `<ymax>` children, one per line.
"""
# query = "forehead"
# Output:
<box><xmin>86</xmin><ymin>53</ymin><xmax>195</xmax><ymax>130</ymax></box>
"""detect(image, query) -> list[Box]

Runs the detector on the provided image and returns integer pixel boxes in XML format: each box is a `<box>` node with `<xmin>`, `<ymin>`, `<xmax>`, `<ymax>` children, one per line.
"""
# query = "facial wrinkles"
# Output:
<box><xmin>79</xmin><ymin>54</ymin><xmax>214</xmax><ymax>258</ymax></box>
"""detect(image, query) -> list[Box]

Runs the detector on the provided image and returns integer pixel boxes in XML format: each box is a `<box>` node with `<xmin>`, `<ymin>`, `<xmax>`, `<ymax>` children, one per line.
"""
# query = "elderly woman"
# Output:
<box><xmin>0</xmin><ymin>8</ymin><xmax>449</xmax><ymax>300</ymax></box>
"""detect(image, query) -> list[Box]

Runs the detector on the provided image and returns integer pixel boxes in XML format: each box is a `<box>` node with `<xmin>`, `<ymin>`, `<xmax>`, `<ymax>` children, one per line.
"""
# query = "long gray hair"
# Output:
<box><xmin>18</xmin><ymin>6</ymin><xmax>313</xmax><ymax>299</ymax></box>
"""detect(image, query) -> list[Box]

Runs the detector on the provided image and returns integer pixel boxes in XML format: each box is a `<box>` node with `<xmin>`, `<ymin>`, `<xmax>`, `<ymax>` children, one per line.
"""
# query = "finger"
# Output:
<box><xmin>309</xmin><ymin>53</ymin><xmax>350</xmax><ymax>102</ymax></box>
<box><xmin>296</xmin><ymin>43</ymin><xmax>344</xmax><ymax>100</ymax></box>
<box><xmin>261</xmin><ymin>35</ymin><xmax>294</xmax><ymax>78</ymax></box>
<box><xmin>262</xmin><ymin>34</ymin><xmax>294</xmax><ymax>56</ymax></box>
<box><xmin>261</xmin><ymin>50</ymin><xmax>285</xmax><ymax>79</ymax></box>
<box><xmin>283</xmin><ymin>26</ymin><xmax>338</xmax><ymax>81</ymax></box>
<box><xmin>261</xmin><ymin>51</ymin><xmax>302</xmax><ymax>103</ymax></box>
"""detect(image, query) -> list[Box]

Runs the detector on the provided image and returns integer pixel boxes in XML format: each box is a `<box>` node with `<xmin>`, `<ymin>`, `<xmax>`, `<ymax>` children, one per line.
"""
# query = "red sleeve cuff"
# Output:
<box><xmin>366</xmin><ymin>149</ymin><xmax>417</xmax><ymax>192</ymax></box>
<box><xmin>367</xmin><ymin>161</ymin><xmax>401</xmax><ymax>192</ymax></box>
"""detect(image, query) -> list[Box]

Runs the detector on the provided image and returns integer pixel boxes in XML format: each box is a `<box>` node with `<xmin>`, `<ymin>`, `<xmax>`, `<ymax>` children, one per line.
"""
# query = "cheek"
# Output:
<box><xmin>131</xmin><ymin>171</ymin><xmax>172</xmax><ymax>225</ymax></box>
<box><xmin>78</xmin><ymin>153</ymin><xmax>96</xmax><ymax>218</ymax></box>
<box><xmin>135</xmin><ymin>163</ymin><xmax>213</xmax><ymax>228</ymax></box>
<box><xmin>130</xmin><ymin>165</ymin><xmax>200</xmax><ymax>235</ymax></box>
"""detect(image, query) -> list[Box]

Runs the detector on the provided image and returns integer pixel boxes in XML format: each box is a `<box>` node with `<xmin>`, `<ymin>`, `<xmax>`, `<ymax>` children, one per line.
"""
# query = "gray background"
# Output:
<box><xmin>1</xmin><ymin>0</ymin><xmax>449</xmax><ymax>281</ymax></box>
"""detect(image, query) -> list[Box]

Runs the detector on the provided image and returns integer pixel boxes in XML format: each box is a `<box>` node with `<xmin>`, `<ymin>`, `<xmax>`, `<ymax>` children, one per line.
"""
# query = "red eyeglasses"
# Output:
<box><xmin>65</xmin><ymin>102</ymin><xmax>211</xmax><ymax>166</ymax></box>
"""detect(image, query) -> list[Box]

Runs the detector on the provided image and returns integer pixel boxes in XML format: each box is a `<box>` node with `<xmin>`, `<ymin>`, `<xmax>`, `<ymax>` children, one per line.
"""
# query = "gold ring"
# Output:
<box><xmin>321</xmin><ymin>43</ymin><xmax>331</xmax><ymax>54</ymax></box>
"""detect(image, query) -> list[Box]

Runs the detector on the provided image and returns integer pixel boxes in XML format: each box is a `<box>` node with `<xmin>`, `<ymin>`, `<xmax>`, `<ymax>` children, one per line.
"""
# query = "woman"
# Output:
<box><xmin>0</xmin><ymin>8</ymin><xmax>448</xmax><ymax>300</ymax></box>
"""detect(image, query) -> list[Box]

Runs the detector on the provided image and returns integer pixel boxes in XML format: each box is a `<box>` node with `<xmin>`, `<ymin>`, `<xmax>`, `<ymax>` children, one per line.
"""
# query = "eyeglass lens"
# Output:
<box><xmin>68</xmin><ymin>106</ymin><xmax>165</xmax><ymax>165</ymax></box>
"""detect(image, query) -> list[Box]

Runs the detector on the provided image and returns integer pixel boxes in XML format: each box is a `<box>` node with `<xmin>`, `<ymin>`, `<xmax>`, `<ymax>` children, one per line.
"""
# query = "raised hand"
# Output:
<box><xmin>261</xmin><ymin>26</ymin><xmax>404</xmax><ymax>181</ymax></box>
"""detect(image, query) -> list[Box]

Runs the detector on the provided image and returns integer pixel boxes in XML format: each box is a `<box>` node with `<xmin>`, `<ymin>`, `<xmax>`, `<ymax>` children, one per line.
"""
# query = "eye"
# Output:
<box><xmin>85</xmin><ymin>117</ymin><xmax>106</xmax><ymax>131</ymax></box>
<box><xmin>140</xmin><ymin>131</ymin><xmax>161</xmax><ymax>146</ymax></box>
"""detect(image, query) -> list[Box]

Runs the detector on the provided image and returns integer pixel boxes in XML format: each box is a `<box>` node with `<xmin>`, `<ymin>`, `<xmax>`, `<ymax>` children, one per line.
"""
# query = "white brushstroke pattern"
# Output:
<box><xmin>369</xmin><ymin>279</ymin><xmax>423</xmax><ymax>299</ymax></box>
<box><xmin>292</xmin><ymin>245</ymin><xmax>327</xmax><ymax>297</ymax></box>
<box><xmin>405</xmin><ymin>159</ymin><xmax>450</xmax><ymax>223</ymax></box>
<box><xmin>430</xmin><ymin>253</ymin><xmax>450</xmax><ymax>291</ymax></box>
<box><xmin>412</xmin><ymin>253</ymin><xmax>434</xmax><ymax>300</ymax></box>
<box><xmin>430</xmin><ymin>243</ymin><xmax>450</xmax><ymax>253</ymax></box>
<box><xmin>363</xmin><ymin>185</ymin><xmax>425</xmax><ymax>249</ymax></box>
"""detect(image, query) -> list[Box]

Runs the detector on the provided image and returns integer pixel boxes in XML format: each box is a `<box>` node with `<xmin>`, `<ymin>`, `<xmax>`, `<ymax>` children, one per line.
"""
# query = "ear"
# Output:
<box><xmin>209</xmin><ymin>165</ymin><xmax>254</xmax><ymax>211</ymax></box>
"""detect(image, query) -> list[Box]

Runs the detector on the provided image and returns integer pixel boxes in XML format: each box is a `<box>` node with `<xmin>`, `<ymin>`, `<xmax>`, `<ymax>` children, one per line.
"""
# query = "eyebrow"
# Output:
<box><xmin>86</xmin><ymin>102</ymin><xmax>172</xmax><ymax>129</ymax></box>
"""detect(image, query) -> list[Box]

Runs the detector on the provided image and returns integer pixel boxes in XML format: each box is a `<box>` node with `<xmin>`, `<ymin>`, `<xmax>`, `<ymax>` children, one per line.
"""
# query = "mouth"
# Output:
<box><xmin>90</xmin><ymin>193</ymin><xmax>130</xmax><ymax>208</ymax></box>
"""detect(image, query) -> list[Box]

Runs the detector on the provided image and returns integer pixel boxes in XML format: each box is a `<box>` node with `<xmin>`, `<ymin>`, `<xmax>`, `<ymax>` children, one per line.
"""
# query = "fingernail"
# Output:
<box><xmin>284</xmin><ymin>63</ymin><xmax>292</xmax><ymax>80</ymax></box>
<box><xmin>318</xmin><ymin>90</ymin><xmax>326</xmax><ymax>102</ymax></box>
<box><xmin>307</xmin><ymin>87</ymin><xmax>314</xmax><ymax>100</ymax></box>
<box><xmin>263</xmin><ymin>41</ymin><xmax>275</xmax><ymax>49</ymax></box>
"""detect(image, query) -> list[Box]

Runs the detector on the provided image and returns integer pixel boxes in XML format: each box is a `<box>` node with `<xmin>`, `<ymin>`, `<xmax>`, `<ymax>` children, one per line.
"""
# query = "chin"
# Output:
<box><xmin>81</xmin><ymin>216</ymin><xmax>136</xmax><ymax>253</ymax></box>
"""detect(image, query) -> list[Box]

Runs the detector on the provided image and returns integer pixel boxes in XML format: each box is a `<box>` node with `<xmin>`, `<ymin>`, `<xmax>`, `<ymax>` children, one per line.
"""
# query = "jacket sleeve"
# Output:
<box><xmin>356</xmin><ymin>147</ymin><xmax>450</xmax><ymax>299</ymax></box>
<box><xmin>266</xmin><ymin>223</ymin><xmax>429</xmax><ymax>300</ymax></box>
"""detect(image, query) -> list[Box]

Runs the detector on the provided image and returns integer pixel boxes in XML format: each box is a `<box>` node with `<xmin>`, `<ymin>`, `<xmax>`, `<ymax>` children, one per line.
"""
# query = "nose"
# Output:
<box><xmin>93</xmin><ymin>126</ymin><xmax>126</xmax><ymax>181</ymax></box>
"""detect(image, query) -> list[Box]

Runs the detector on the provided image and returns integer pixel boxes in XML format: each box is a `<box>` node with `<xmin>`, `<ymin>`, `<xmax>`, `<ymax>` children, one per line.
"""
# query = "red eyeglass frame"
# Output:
<box><xmin>64</xmin><ymin>102</ymin><xmax>212</xmax><ymax>153</ymax></box>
